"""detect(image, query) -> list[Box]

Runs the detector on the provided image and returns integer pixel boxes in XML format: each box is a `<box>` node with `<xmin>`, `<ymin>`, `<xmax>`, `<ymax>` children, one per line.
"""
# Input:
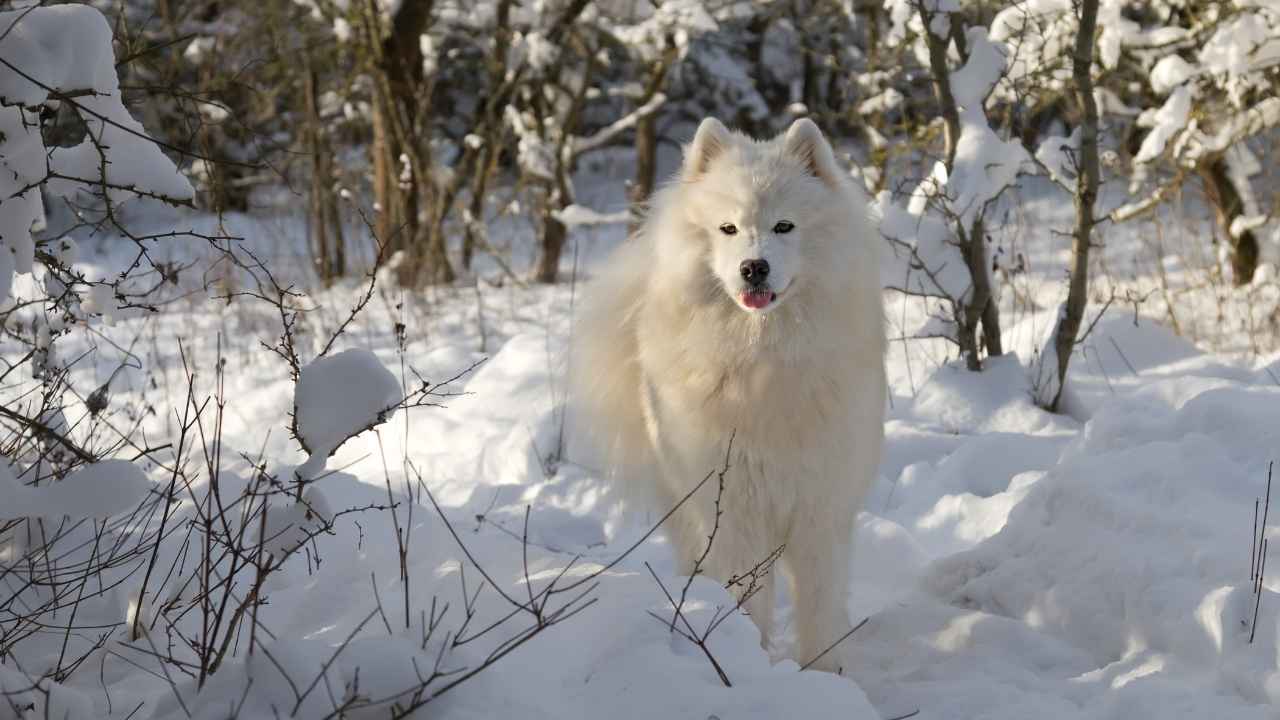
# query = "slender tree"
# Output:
<box><xmin>1050</xmin><ymin>0</ymin><xmax>1101</xmax><ymax>411</ymax></box>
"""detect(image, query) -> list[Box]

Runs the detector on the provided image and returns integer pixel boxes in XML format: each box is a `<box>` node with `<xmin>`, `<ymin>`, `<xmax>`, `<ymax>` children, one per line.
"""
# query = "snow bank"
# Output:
<box><xmin>921</xmin><ymin>379</ymin><xmax>1280</xmax><ymax>710</ymax></box>
<box><xmin>1007</xmin><ymin>311</ymin><xmax>1252</xmax><ymax>417</ymax></box>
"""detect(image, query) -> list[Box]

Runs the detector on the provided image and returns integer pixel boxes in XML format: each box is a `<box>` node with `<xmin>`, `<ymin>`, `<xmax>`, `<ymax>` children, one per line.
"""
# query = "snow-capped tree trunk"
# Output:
<box><xmin>1050</xmin><ymin>0</ymin><xmax>1101</xmax><ymax>412</ymax></box>
<box><xmin>1201</xmin><ymin>157</ymin><xmax>1260</xmax><ymax>287</ymax></box>
<box><xmin>916</xmin><ymin>1</ymin><xmax>1002</xmax><ymax>371</ymax></box>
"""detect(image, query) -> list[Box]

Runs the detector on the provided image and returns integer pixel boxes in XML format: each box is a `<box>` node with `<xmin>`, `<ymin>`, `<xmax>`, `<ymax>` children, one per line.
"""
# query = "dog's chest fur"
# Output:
<box><xmin>636</xmin><ymin>289</ymin><xmax>869</xmax><ymax>465</ymax></box>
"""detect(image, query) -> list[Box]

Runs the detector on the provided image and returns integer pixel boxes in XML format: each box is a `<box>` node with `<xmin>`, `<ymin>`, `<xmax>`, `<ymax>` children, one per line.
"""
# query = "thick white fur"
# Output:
<box><xmin>571</xmin><ymin>118</ymin><xmax>886</xmax><ymax>672</ymax></box>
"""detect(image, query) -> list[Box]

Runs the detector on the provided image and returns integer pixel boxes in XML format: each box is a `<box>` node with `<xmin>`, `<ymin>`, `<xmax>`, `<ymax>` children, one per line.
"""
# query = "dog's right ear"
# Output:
<box><xmin>682</xmin><ymin>118</ymin><xmax>732</xmax><ymax>180</ymax></box>
<box><xmin>783</xmin><ymin>118</ymin><xmax>843</xmax><ymax>189</ymax></box>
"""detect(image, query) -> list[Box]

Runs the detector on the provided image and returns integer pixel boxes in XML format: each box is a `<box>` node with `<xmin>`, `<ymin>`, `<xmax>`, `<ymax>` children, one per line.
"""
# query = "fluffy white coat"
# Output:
<box><xmin>572</xmin><ymin>118</ymin><xmax>886</xmax><ymax>672</ymax></box>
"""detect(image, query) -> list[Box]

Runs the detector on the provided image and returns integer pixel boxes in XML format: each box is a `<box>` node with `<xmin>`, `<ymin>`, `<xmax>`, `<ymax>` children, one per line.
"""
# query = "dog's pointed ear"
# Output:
<box><xmin>783</xmin><ymin>118</ymin><xmax>843</xmax><ymax>188</ymax></box>
<box><xmin>683</xmin><ymin>118</ymin><xmax>732</xmax><ymax>180</ymax></box>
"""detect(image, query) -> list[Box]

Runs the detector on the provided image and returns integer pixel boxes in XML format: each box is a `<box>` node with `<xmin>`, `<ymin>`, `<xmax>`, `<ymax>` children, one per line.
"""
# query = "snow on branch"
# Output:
<box><xmin>569</xmin><ymin>91</ymin><xmax>668</xmax><ymax>158</ymax></box>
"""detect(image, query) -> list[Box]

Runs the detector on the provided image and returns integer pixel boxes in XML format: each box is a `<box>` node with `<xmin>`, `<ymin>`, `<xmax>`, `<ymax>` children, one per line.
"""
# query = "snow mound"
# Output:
<box><xmin>874</xmin><ymin>432</ymin><xmax>1066</xmax><ymax>558</ymax></box>
<box><xmin>909</xmin><ymin>353</ymin><xmax>1072</xmax><ymax>435</ymax></box>
<box><xmin>293</xmin><ymin>349</ymin><xmax>402</xmax><ymax>478</ymax></box>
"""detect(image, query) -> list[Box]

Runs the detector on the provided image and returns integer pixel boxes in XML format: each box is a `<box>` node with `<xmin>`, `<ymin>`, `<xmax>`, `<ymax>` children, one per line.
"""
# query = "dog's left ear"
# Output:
<box><xmin>783</xmin><ymin>118</ymin><xmax>843</xmax><ymax>188</ymax></box>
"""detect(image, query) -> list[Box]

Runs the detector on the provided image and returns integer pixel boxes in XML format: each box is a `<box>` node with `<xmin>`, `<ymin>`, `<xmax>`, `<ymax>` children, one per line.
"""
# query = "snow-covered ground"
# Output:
<box><xmin>3</xmin><ymin>185</ymin><xmax>1280</xmax><ymax>719</ymax></box>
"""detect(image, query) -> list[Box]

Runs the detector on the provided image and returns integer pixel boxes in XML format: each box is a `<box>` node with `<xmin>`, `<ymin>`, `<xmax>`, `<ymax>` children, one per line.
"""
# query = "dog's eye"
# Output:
<box><xmin>719</xmin><ymin>223</ymin><xmax>738</xmax><ymax>236</ymax></box>
<box><xmin>773</xmin><ymin>221</ymin><xmax>795</xmax><ymax>234</ymax></box>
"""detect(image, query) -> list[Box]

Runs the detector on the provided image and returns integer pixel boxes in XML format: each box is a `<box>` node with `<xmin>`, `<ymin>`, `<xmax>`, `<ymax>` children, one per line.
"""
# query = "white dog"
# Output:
<box><xmin>572</xmin><ymin>117</ymin><xmax>885</xmax><ymax>672</ymax></box>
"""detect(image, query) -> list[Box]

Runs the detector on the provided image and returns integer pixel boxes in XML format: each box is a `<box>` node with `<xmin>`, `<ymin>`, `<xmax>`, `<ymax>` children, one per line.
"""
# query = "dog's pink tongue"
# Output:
<box><xmin>741</xmin><ymin>290</ymin><xmax>774</xmax><ymax>309</ymax></box>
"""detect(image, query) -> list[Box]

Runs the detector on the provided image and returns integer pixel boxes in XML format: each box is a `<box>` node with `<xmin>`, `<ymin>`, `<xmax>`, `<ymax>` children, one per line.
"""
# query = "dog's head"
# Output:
<box><xmin>677</xmin><ymin>117</ymin><xmax>850</xmax><ymax>314</ymax></box>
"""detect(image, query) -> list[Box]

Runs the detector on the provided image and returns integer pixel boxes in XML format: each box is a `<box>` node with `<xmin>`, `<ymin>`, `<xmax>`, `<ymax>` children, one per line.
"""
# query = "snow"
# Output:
<box><xmin>293</xmin><ymin>348</ymin><xmax>403</xmax><ymax>479</ymax></box>
<box><xmin>553</xmin><ymin>204</ymin><xmax>630</xmax><ymax>227</ymax></box>
<box><xmin>1134</xmin><ymin>85</ymin><xmax>1193</xmax><ymax>164</ymax></box>
<box><xmin>915</xmin><ymin>380</ymin><xmax>1280</xmax><ymax>712</ymax></box>
<box><xmin>948</xmin><ymin>108</ymin><xmax>1032</xmax><ymax>228</ymax></box>
<box><xmin>518</xmin><ymin>31</ymin><xmax>559</xmax><ymax>72</ymax></box>
<box><xmin>1150</xmin><ymin>55</ymin><xmax>1195</xmax><ymax>94</ymax></box>
<box><xmin>614</xmin><ymin>0</ymin><xmax>717</xmax><ymax>61</ymax></box>
<box><xmin>1036</xmin><ymin>129</ymin><xmax>1081</xmax><ymax>188</ymax></box>
<box><xmin>4</xmin><ymin>9</ymin><xmax>1280</xmax><ymax>714</ymax></box>
<box><xmin>950</xmin><ymin>27</ymin><xmax>1006</xmax><ymax>110</ymax></box>
<box><xmin>878</xmin><ymin>183</ymin><xmax>975</xmax><ymax>303</ymax></box>
<box><xmin>857</xmin><ymin>88</ymin><xmax>904</xmax><ymax>115</ymax></box>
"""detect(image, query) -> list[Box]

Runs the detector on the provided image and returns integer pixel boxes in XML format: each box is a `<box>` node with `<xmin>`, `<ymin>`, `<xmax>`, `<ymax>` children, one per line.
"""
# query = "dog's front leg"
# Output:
<box><xmin>704</xmin><ymin>519</ymin><xmax>777</xmax><ymax>650</ymax></box>
<box><xmin>785</xmin><ymin>509</ymin><xmax>855</xmax><ymax>673</ymax></box>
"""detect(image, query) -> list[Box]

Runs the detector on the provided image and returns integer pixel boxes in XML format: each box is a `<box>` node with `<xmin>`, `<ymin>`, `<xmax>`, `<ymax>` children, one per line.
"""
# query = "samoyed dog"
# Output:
<box><xmin>572</xmin><ymin>117</ymin><xmax>885</xmax><ymax>672</ymax></box>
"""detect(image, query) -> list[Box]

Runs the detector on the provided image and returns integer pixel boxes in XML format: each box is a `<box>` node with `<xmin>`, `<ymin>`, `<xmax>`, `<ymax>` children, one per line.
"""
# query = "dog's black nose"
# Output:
<box><xmin>739</xmin><ymin>259</ymin><xmax>770</xmax><ymax>284</ymax></box>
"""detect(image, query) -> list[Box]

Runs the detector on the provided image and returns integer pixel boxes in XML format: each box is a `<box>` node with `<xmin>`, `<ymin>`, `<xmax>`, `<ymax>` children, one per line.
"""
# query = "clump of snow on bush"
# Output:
<box><xmin>0</xmin><ymin>5</ymin><xmax>192</xmax><ymax>304</ymax></box>
<box><xmin>293</xmin><ymin>349</ymin><xmax>402</xmax><ymax>478</ymax></box>
<box><xmin>0</xmin><ymin>459</ymin><xmax>151</xmax><ymax>521</ymax></box>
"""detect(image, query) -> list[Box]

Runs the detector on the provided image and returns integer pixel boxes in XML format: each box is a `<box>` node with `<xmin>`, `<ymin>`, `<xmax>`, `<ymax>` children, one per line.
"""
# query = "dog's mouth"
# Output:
<box><xmin>739</xmin><ymin>289</ymin><xmax>777</xmax><ymax>309</ymax></box>
<box><xmin>736</xmin><ymin>281</ymin><xmax>791</xmax><ymax>312</ymax></box>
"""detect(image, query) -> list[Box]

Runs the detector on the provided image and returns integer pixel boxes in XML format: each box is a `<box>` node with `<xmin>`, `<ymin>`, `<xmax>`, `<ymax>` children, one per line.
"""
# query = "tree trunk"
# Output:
<box><xmin>743</xmin><ymin>12</ymin><xmax>778</xmax><ymax>133</ymax></box>
<box><xmin>461</xmin><ymin>144</ymin><xmax>497</xmax><ymax>271</ymax></box>
<box><xmin>534</xmin><ymin>213</ymin><xmax>568</xmax><ymax>284</ymax></box>
<box><xmin>305</xmin><ymin>61</ymin><xmax>344</xmax><ymax>285</ymax></box>
<box><xmin>919</xmin><ymin>6</ymin><xmax>960</xmax><ymax>169</ymax></box>
<box><xmin>802</xmin><ymin>40</ymin><xmax>821</xmax><ymax>113</ymax></box>
<box><xmin>1202</xmin><ymin>157</ymin><xmax>1260</xmax><ymax>286</ymax></box>
<box><xmin>957</xmin><ymin>217</ymin><xmax>999</xmax><ymax>370</ymax></box>
<box><xmin>460</xmin><ymin>0</ymin><xmax>515</xmax><ymax>271</ymax></box>
<box><xmin>629</xmin><ymin>44</ymin><xmax>675</xmax><ymax>235</ymax></box>
<box><xmin>629</xmin><ymin>113</ymin><xmax>657</xmax><ymax>236</ymax></box>
<box><xmin>371</xmin><ymin>99</ymin><xmax>402</xmax><ymax>251</ymax></box>
<box><xmin>362</xmin><ymin>0</ymin><xmax>454</xmax><ymax>286</ymax></box>
<box><xmin>1050</xmin><ymin>0</ymin><xmax>1100</xmax><ymax>412</ymax></box>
